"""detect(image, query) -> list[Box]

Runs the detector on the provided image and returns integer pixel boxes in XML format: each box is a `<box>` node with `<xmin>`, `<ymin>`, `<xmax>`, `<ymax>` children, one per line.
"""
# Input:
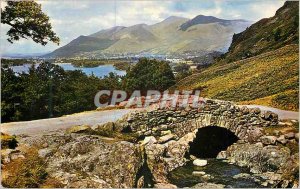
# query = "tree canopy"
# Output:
<box><xmin>123</xmin><ymin>58</ymin><xmax>176</xmax><ymax>94</ymax></box>
<box><xmin>1</xmin><ymin>1</ymin><xmax>59</xmax><ymax>45</ymax></box>
<box><xmin>1</xmin><ymin>62</ymin><xmax>123</xmax><ymax>122</ymax></box>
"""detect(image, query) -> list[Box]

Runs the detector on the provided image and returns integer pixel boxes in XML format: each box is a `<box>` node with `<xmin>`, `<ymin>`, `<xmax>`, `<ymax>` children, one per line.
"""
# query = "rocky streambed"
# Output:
<box><xmin>168</xmin><ymin>159</ymin><xmax>263</xmax><ymax>188</ymax></box>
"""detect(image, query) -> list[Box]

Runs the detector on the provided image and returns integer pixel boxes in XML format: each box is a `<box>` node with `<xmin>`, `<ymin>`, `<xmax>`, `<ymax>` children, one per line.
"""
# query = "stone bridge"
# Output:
<box><xmin>110</xmin><ymin>99</ymin><xmax>282</xmax><ymax>185</ymax></box>
<box><xmin>122</xmin><ymin>98</ymin><xmax>278</xmax><ymax>143</ymax></box>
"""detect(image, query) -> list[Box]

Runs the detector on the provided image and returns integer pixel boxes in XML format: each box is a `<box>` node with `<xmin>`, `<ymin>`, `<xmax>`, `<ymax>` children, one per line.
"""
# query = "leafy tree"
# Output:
<box><xmin>173</xmin><ymin>63</ymin><xmax>190</xmax><ymax>73</ymax></box>
<box><xmin>1</xmin><ymin>62</ymin><xmax>128</xmax><ymax>122</ymax></box>
<box><xmin>124</xmin><ymin>58</ymin><xmax>176</xmax><ymax>94</ymax></box>
<box><xmin>1</xmin><ymin>67</ymin><xmax>23</xmax><ymax>122</ymax></box>
<box><xmin>1</xmin><ymin>1</ymin><xmax>59</xmax><ymax>45</ymax></box>
<box><xmin>173</xmin><ymin>63</ymin><xmax>192</xmax><ymax>81</ymax></box>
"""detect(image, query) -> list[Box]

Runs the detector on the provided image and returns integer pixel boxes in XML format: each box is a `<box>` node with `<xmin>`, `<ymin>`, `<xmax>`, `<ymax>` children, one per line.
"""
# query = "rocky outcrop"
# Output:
<box><xmin>23</xmin><ymin>133</ymin><xmax>143</xmax><ymax>188</ymax></box>
<box><xmin>224</xmin><ymin>143</ymin><xmax>291</xmax><ymax>174</ymax></box>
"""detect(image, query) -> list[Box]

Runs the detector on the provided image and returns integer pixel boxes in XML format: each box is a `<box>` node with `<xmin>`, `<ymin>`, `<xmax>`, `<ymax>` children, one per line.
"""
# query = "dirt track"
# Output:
<box><xmin>1</xmin><ymin>109</ymin><xmax>135</xmax><ymax>136</ymax></box>
<box><xmin>241</xmin><ymin>105</ymin><xmax>299</xmax><ymax>120</ymax></box>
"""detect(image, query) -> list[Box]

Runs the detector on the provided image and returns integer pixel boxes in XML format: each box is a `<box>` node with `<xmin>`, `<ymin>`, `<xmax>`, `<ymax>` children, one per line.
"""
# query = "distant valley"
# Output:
<box><xmin>45</xmin><ymin>15</ymin><xmax>251</xmax><ymax>58</ymax></box>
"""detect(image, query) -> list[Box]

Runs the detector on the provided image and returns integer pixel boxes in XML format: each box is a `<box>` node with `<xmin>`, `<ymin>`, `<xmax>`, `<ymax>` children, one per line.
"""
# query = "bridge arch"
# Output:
<box><xmin>188</xmin><ymin>126</ymin><xmax>239</xmax><ymax>158</ymax></box>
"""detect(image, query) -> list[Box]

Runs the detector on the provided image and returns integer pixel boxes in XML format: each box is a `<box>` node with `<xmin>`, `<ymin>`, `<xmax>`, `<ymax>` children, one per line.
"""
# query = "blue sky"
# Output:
<box><xmin>0</xmin><ymin>0</ymin><xmax>285</xmax><ymax>55</ymax></box>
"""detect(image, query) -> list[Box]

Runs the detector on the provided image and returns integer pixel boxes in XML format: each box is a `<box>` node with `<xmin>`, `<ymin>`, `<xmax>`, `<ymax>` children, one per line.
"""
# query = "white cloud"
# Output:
<box><xmin>249</xmin><ymin>0</ymin><xmax>285</xmax><ymax>20</ymax></box>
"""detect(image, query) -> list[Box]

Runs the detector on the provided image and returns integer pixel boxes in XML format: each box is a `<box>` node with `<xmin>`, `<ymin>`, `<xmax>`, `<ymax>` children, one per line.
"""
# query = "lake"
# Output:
<box><xmin>10</xmin><ymin>63</ymin><xmax>126</xmax><ymax>78</ymax></box>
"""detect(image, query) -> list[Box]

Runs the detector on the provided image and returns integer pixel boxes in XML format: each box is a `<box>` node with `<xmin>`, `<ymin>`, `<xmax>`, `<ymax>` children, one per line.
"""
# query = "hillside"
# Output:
<box><xmin>221</xmin><ymin>1</ymin><xmax>299</xmax><ymax>63</ymax></box>
<box><xmin>173</xmin><ymin>44</ymin><xmax>299</xmax><ymax>111</ymax></box>
<box><xmin>173</xmin><ymin>1</ymin><xmax>299</xmax><ymax>111</ymax></box>
<box><xmin>45</xmin><ymin>15</ymin><xmax>251</xmax><ymax>58</ymax></box>
<box><xmin>49</xmin><ymin>36</ymin><xmax>117</xmax><ymax>57</ymax></box>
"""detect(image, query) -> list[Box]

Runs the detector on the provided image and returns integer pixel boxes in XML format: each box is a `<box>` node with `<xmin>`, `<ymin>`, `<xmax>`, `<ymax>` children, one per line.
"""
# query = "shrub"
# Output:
<box><xmin>1</xmin><ymin>132</ymin><xmax>18</xmax><ymax>149</ymax></box>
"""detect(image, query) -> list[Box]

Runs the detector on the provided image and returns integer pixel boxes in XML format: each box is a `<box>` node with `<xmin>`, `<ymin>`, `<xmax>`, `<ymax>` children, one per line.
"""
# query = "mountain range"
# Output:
<box><xmin>45</xmin><ymin>15</ymin><xmax>251</xmax><ymax>58</ymax></box>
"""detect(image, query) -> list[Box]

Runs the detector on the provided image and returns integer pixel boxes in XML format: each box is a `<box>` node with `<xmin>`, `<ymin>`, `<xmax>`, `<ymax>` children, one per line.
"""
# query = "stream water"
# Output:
<box><xmin>168</xmin><ymin>159</ymin><xmax>264</xmax><ymax>188</ymax></box>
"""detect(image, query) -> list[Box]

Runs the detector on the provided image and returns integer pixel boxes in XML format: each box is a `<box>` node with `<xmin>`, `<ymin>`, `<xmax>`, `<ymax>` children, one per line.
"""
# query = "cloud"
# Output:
<box><xmin>1</xmin><ymin>0</ymin><xmax>286</xmax><ymax>54</ymax></box>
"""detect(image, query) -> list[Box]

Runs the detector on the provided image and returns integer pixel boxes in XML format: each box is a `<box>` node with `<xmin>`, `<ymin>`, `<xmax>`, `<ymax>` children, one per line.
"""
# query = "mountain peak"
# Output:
<box><xmin>164</xmin><ymin>16</ymin><xmax>186</xmax><ymax>21</ymax></box>
<box><xmin>180</xmin><ymin>15</ymin><xmax>228</xmax><ymax>31</ymax></box>
<box><xmin>180</xmin><ymin>14</ymin><xmax>249</xmax><ymax>31</ymax></box>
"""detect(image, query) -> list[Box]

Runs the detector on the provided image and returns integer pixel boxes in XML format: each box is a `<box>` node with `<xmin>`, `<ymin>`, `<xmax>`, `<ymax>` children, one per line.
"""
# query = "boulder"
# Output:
<box><xmin>263</xmin><ymin>111</ymin><xmax>278</xmax><ymax>121</ymax></box>
<box><xmin>233</xmin><ymin>173</ymin><xmax>251</xmax><ymax>179</ymax></box>
<box><xmin>276</xmin><ymin>135</ymin><xmax>287</xmax><ymax>144</ymax></box>
<box><xmin>260</xmin><ymin>136</ymin><xmax>277</xmax><ymax>145</ymax></box>
<box><xmin>295</xmin><ymin>133</ymin><xmax>299</xmax><ymax>141</ymax></box>
<box><xmin>241</xmin><ymin>106</ymin><xmax>249</xmax><ymax>114</ymax></box>
<box><xmin>216</xmin><ymin>151</ymin><xmax>227</xmax><ymax>159</ymax></box>
<box><xmin>158</xmin><ymin>134</ymin><xmax>175</xmax><ymax>144</ymax></box>
<box><xmin>284</xmin><ymin>132</ymin><xmax>295</xmax><ymax>139</ymax></box>
<box><xmin>66</xmin><ymin>125</ymin><xmax>93</xmax><ymax>134</ymax></box>
<box><xmin>92</xmin><ymin>121</ymin><xmax>121</xmax><ymax>137</ymax></box>
<box><xmin>251</xmin><ymin>108</ymin><xmax>261</xmax><ymax>114</ymax></box>
<box><xmin>141</xmin><ymin>136</ymin><xmax>157</xmax><ymax>145</ymax></box>
<box><xmin>193</xmin><ymin>159</ymin><xmax>207</xmax><ymax>166</ymax></box>
<box><xmin>192</xmin><ymin>171</ymin><xmax>206</xmax><ymax>176</ymax></box>
<box><xmin>190</xmin><ymin>155</ymin><xmax>197</xmax><ymax>160</ymax></box>
<box><xmin>144</xmin><ymin>143</ymin><xmax>168</xmax><ymax>183</ymax></box>
<box><xmin>273</xmin><ymin>130</ymin><xmax>281</xmax><ymax>136</ymax></box>
<box><xmin>247</xmin><ymin>127</ymin><xmax>264</xmax><ymax>143</ymax></box>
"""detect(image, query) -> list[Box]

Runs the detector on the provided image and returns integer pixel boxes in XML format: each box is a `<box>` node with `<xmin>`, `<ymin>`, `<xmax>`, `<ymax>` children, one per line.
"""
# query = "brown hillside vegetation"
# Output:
<box><xmin>172</xmin><ymin>44</ymin><xmax>299</xmax><ymax>111</ymax></box>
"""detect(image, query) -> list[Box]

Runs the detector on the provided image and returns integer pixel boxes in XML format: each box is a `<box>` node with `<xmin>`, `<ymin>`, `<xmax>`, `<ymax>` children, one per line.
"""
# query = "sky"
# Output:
<box><xmin>0</xmin><ymin>0</ymin><xmax>285</xmax><ymax>55</ymax></box>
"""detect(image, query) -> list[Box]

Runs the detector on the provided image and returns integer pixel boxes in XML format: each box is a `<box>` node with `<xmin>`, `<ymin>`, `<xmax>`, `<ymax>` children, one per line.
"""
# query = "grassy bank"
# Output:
<box><xmin>173</xmin><ymin>45</ymin><xmax>299</xmax><ymax>111</ymax></box>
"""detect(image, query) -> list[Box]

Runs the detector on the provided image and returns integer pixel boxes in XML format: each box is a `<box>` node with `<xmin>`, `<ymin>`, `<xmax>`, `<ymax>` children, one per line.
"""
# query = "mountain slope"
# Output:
<box><xmin>222</xmin><ymin>1</ymin><xmax>299</xmax><ymax>63</ymax></box>
<box><xmin>89</xmin><ymin>26</ymin><xmax>126</xmax><ymax>39</ymax></box>
<box><xmin>173</xmin><ymin>2</ymin><xmax>299</xmax><ymax>111</ymax></box>
<box><xmin>47</xmin><ymin>36</ymin><xmax>116</xmax><ymax>57</ymax></box>
<box><xmin>173</xmin><ymin>44</ymin><xmax>299</xmax><ymax>111</ymax></box>
<box><xmin>45</xmin><ymin>15</ymin><xmax>251</xmax><ymax>58</ymax></box>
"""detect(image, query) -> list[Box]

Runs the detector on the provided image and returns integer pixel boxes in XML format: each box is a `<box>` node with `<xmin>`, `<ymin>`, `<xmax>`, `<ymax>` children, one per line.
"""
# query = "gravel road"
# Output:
<box><xmin>240</xmin><ymin>105</ymin><xmax>299</xmax><ymax>120</ymax></box>
<box><xmin>1</xmin><ymin>109</ymin><xmax>135</xmax><ymax>136</ymax></box>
